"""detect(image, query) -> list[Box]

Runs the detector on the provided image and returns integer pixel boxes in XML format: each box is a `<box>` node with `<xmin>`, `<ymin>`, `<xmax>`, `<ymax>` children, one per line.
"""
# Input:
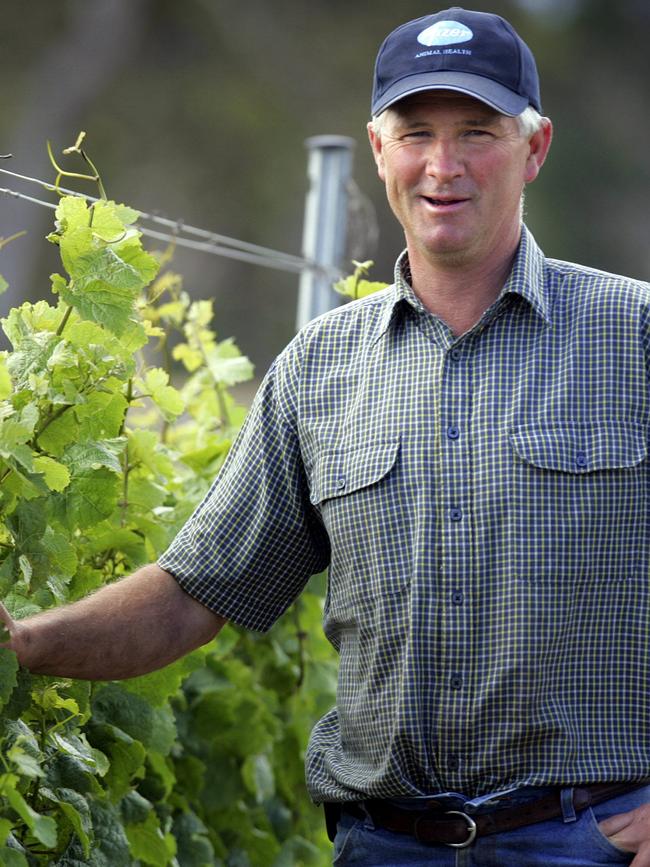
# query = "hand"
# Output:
<box><xmin>599</xmin><ymin>803</ymin><xmax>650</xmax><ymax>866</ymax></box>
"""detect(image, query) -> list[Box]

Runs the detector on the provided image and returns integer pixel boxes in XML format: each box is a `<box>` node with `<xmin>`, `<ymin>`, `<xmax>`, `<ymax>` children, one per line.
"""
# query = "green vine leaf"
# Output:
<box><xmin>52</xmin><ymin>468</ymin><xmax>120</xmax><ymax>531</ymax></box>
<box><xmin>0</xmin><ymin>650</ymin><xmax>19</xmax><ymax>710</ymax></box>
<box><xmin>125</xmin><ymin>809</ymin><xmax>176</xmax><ymax>867</ymax></box>
<box><xmin>32</xmin><ymin>457</ymin><xmax>70</xmax><ymax>493</ymax></box>
<box><xmin>40</xmin><ymin>787</ymin><xmax>92</xmax><ymax>858</ymax></box>
<box><xmin>333</xmin><ymin>259</ymin><xmax>388</xmax><ymax>300</ymax></box>
<box><xmin>1</xmin><ymin>774</ymin><xmax>58</xmax><ymax>847</ymax></box>
<box><xmin>0</xmin><ymin>179</ymin><xmax>334</xmax><ymax>864</ymax></box>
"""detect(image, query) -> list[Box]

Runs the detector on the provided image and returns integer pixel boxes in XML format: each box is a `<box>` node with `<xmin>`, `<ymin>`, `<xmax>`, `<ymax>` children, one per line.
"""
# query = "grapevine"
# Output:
<box><xmin>0</xmin><ymin>139</ymin><xmax>337</xmax><ymax>866</ymax></box>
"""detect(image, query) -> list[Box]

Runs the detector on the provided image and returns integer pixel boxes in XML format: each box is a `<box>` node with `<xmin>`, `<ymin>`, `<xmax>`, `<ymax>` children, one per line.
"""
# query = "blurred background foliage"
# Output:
<box><xmin>1</xmin><ymin>0</ymin><xmax>649</xmax><ymax>382</ymax></box>
<box><xmin>0</xmin><ymin>1</ymin><xmax>648</xmax><ymax>861</ymax></box>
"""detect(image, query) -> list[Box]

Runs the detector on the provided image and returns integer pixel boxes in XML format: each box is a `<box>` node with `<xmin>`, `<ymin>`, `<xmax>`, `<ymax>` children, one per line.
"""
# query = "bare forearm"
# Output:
<box><xmin>3</xmin><ymin>564</ymin><xmax>225</xmax><ymax>680</ymax></box>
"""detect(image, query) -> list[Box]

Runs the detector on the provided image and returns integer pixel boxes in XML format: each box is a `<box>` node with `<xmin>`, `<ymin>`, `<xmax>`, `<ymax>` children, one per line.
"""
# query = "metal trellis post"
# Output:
<box><xmin>296</xmin><ymin>135</ymin><xmax>356</xmax><ymax>330</ymax></box>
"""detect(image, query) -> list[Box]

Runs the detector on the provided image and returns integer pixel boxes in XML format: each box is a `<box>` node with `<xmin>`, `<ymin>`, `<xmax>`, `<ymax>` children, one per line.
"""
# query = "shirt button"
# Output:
<box><xmin>450</xmin><ymin>508</ymin><xmax>463</xmax><ymax>522</ymax></box>
<box><xmin>336</xmin><ymin>475</ymin><xmax>346</xmax><ymax>490</ymax></box>
<box><xmin>575</xmin><ymin>452</ymin><xmax>588</xmax><ymax>468</ymax></box>
<box><xmin>450</xmin><ymin>674</ymin><xmax>463</xmax><ymax>690</ymax></box>
<box><xmin>450</xmin><ymin>348</ymin><xmax>462</xmax><ymax>362</ymax></box>
<box><xmin>452</xmin><ymin>590</ymin><xmax>464</xmax><ymax>605</ymax></box>
<box><xmin>446</xmin><ymin>425</ymin><xmax>460</xmax><ymax>440</ymax></box>
<box><xmin>448</xmin><ymin>754</ymin><xmax>460</xmax><ymax>771</ymax></box>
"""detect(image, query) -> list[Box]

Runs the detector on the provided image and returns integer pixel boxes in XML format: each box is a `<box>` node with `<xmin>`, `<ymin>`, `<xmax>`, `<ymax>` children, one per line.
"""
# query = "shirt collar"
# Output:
<box><xmin>374</xmin><ymin>251</ymin><xmax>426</xmax><ymax>341</ymax></box>
<box><xmin>376</xmin><ymin>224</ymin><xmax>552</xmax><ymax>341</ymax></box>
<box><xmin>501</xmin><ymin>225</ymin><xmax>552</xmax><ymax>325</ymax></box>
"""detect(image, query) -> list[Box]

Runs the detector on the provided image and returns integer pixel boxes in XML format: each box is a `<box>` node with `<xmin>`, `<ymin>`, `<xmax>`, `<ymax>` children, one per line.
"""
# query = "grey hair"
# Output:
<box><xmin>516</xmin><ymin>106</ymin><xmax>544</xmax><ymax>138</ymax></box>
<box><xmin>370</xmin><ymin>104</ymin><xmax>544</xmax><ymax>139</ymax></box>
<box><xmin>369</xmin><ymin>112</ymin><xmax>387</xmax><ymax>138</ymax></box>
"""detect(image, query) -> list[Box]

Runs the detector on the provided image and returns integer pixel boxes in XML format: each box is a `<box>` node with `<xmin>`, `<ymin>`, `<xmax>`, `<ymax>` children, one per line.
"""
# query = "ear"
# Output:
<box><xmin>367</xmin><ymin>122</ymin><xmax>386</xmax><ymax>183</ymax></box>
<box><xmin>524</xmin><ymin>118</ymin><xmax>553</xmax><ymax>184</ymax></box>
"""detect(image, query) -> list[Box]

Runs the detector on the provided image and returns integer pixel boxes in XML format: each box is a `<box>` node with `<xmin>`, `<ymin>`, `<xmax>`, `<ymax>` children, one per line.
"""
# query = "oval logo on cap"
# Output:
<box><xmin>417</xmin><ymin>20</ymin><xmax>473</xmax><ymax>47</ymax></box>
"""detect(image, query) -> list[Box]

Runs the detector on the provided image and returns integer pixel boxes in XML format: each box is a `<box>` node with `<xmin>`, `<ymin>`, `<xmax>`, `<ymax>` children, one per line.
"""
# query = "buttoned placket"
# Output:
<box><xmin>434</xmin><ymin>335</ymin><xmax>475</xmax><ymax>784</ymax></box>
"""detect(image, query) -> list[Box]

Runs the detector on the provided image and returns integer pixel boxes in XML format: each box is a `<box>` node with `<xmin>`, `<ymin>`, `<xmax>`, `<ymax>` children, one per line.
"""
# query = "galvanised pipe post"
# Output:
<box><xmin>296</xmin><ymin>135</ymin><xmax>356</xmax><ymax>330</ymax></box>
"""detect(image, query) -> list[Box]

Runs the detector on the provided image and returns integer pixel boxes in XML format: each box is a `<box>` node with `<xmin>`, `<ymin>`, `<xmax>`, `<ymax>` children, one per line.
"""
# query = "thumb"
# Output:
<box><xmin>0</xmin><ymin>602</ymin><xmax>15</xmax><ymax>645</ymax></box>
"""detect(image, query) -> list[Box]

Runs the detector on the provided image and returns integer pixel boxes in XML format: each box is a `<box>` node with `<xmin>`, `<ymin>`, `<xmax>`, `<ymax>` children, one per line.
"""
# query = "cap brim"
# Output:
<box><xmin>372</xmin><ymin>71</ymin><xmax>531</xmax><ymax>117</ymax></box>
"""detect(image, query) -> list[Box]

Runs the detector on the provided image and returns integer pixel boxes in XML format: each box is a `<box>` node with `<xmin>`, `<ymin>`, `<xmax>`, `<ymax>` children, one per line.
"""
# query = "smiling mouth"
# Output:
<box><xmin>421</xmin><ymin>196</ymin><xmax>469</xmax><ymax>207</ymax></box>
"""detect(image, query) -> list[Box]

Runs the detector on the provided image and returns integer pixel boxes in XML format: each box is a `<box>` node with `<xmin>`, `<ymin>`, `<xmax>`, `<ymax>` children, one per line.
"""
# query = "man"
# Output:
<box><xmin>3</xmin><ymin>7</ymin><xmax>650</xmax><ymax>865</ymax></box>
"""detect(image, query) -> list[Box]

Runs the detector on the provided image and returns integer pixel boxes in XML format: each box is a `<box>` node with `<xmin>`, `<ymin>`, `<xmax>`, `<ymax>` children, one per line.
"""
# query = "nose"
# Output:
<box><xmin>424</xmin><ymin>138</ymin><xmax>465</xmax><ymax>182</ymax></box>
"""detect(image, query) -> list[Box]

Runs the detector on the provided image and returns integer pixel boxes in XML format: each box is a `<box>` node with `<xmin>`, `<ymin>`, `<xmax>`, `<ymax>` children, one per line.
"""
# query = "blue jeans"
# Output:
<box><xmin>332</xmin><ymin>785</ymin><xmax>650</xmax><ymax>866</ymax></box>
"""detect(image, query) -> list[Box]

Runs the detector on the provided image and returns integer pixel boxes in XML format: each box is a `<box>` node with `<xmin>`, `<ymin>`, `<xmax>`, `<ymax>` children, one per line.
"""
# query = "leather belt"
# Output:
<box><xmin>339</xmin><ymin>779</ymin><xmax>650</xmax><ymax>848</ymax></box>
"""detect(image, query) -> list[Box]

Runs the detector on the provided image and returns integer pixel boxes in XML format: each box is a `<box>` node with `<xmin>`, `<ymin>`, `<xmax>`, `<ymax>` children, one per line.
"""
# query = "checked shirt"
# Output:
<box><xmin>159</xmin><ymin>226</ymin><xmax>650</xmax><ymax>803</ymax></box>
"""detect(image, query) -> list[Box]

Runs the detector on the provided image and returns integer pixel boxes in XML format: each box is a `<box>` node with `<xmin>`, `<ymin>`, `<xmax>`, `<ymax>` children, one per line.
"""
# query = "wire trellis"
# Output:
<box><xmin>0</xmin><ymin>166</ymin><xmax>342</xmax><ymax>279</ymax></box>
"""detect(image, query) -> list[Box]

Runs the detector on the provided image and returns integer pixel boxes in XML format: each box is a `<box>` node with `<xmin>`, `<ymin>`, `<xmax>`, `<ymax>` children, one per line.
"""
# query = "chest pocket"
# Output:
<box><xmin>309</xmin><ymin>437</ymin><xmax>408</xmax><ymax>607</ymax></box>
<box><xmin>509</xmin><ymin>420</ymin><xmax>646</xmax><ymax>473</ymax></box>
<box><xmin>508</xmin><ymin>419</ymin><xmax>647</xmax><ymax>581</ymax></box>
<box><xmin>310</xmin><ymin>438</ymin><xmax>401</xmax><ymax>506</ymax></box>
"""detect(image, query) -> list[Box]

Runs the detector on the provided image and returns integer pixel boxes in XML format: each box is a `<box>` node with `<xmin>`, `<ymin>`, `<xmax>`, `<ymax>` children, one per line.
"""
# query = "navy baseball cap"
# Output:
<box><xmin>371</xmin><ymin>7</ymin><xmax>541</xmax><ymax>117</ymax></box>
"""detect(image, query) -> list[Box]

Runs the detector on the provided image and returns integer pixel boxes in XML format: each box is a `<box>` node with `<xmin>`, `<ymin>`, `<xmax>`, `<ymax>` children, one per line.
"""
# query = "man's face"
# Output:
<box><xmin>367</xmin><ymin>92</ymin><xmax>550</xmax><ymax>271</ymax></box>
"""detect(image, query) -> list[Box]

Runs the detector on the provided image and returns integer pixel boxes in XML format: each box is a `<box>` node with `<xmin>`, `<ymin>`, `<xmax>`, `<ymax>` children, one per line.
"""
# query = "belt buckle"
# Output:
<box><xmin>445</xmin><ymin>811</ymin><xmax>478</xmax><ymax>848</ymax></box>
<box><xmin>415</xmin><ymin>810</ymin><xmax>477</xmax><ymax>849</ymax></box>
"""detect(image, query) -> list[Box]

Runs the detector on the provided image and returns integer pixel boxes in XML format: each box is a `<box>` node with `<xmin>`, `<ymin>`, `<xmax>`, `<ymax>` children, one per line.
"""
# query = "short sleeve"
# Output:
<box><xmin>158</xmin><ymin>350</ymin><xmax>330</xmax><ymax>632</ymax></box>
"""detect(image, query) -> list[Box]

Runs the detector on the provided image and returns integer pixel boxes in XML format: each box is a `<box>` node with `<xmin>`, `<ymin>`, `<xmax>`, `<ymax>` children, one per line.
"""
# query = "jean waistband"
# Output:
<box><xmin>332</xmin><ymin>778</ymin><xmax>650</xmax><ymax>848</ymax></box>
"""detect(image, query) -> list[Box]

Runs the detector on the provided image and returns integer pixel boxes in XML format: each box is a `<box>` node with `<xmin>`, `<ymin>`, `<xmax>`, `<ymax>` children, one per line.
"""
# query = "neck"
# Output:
<box><xmin>407</xmin><ymin>231</ymin><xmax>521</xmax><ymax>337</ymax></box>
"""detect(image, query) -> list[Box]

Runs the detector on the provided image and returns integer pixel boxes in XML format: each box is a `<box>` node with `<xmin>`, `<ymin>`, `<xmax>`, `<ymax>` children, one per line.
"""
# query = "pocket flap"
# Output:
<box><xmin>310</xmin><ymin>438</ymin><xmax>400</xmax><ymax>505</ymax></box>
<box><xmin>509</xmin><ymin>420</ymin><xmax>646</xmax><ymax>473</ymax></box>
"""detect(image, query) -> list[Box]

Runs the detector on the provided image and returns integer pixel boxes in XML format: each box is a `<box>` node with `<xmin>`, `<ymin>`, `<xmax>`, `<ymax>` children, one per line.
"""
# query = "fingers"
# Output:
<box><xmin>599</xmin><ymin>808</ymin><xmax>636</xmax><ymax>837</ymax></box>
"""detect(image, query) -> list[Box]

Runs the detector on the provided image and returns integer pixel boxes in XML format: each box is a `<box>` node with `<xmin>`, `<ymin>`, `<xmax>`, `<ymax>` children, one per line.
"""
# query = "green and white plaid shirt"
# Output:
<box><xmin>160</xmin><ymin>226</ymin><xmax>650</xmax><ymax>802</ymax></box>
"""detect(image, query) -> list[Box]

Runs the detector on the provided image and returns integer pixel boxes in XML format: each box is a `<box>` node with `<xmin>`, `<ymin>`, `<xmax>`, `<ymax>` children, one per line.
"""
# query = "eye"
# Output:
<box><xmin>403</xmin><ymin>130</ymin><xmax>431</xmax><ymax>141</ymax></box>
<box><xmin>463</xmin><ymin>129</ymin><xmax>494</xmax><ymax>139</ymax></box>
